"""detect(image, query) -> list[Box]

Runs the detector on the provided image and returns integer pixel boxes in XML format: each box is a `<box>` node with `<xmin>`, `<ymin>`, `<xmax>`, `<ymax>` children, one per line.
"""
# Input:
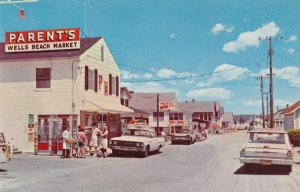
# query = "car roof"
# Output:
<box><xmin>247</xmin><ymin>128</ymin><xmax>287</xmax><ymax>134</ymax></box>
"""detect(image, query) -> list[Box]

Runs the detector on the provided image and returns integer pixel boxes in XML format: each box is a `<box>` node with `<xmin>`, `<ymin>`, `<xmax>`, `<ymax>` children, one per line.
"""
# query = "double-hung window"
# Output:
<box><xmin>36</xmin><ymin>68</ymin><xmax>51</xmax><ymax>88</ymax></box>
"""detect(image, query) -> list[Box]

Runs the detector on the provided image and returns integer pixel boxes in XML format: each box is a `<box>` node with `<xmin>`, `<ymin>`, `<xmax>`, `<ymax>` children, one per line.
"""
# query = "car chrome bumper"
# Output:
<box><xmin>110</xmin><ymin>146</ymin><xmax>145</xmax><ymax>152</ymax></box>
<box><xmin>239</xmin><ymin>157</ymin><xmax>293</xmax><ymax>165</ymax></box>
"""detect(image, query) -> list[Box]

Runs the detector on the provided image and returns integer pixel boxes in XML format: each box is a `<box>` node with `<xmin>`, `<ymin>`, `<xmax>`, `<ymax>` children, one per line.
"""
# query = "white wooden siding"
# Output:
<box><xmin>0</xmin><ymin>38</ymin><xmax>122</xmax><ymax>152</ymax></box>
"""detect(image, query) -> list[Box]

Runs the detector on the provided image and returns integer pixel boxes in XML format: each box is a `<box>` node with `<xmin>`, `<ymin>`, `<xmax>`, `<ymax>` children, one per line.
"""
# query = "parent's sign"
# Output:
<box><xmin>5</xmin><ymin>28</ymin><xmax>80</xmax><ymax>53</ymax></box>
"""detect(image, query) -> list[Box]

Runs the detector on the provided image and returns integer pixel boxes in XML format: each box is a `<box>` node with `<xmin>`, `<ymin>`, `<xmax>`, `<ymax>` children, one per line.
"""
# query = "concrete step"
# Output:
<box><xmin>12</xmin><ymin>147</ymin><xmax>22</xmax><ymax>154</ymax></box>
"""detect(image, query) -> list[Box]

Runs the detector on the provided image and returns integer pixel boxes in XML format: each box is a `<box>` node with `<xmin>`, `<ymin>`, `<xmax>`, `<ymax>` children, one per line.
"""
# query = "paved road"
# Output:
<box><xmin>1</xmin><ymin>131</ymin><xmax>300</xmax><ymax>192</ymax></box>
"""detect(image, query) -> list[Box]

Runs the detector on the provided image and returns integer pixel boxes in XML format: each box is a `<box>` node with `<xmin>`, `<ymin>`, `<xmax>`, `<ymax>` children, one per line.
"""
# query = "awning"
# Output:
<box><xmin>84</xmin><ymin>98</ymin><xmax>134</xmax><ymax>113</ymax></box>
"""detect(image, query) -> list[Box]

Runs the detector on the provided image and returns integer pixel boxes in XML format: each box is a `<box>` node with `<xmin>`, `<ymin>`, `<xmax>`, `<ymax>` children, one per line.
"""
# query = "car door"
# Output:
<box><xmin>149</xmin><ymin>131</ymin><xmax>158</xmax><ymax>151</ymax></box>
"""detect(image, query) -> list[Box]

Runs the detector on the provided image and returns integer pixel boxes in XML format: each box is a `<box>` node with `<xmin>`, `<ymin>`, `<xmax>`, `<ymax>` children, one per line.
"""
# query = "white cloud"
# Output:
<box><xmin>121</xmin><ymin>70</ymin><xmax>153</xmax><ymax>80</ymax></box>
<box><xmin>223</xmin><ymin>22</ymin><xmax>280</xmax><ymax>53</ymax></box>
<box><xmin>157</xmin><ymin>69</ymin><xmax>177</xmax><ymax>78</ymax></box>
<box><xmin>143</xmin><ymin>73</ymin><xmax>153</xmax><ymax>79</ymax></box>
<box><xmin>242</xmin><ymin>100</ymin><xmax>261</xmax><ymax>107</ymax></box>
<box><xmin>121</xmin><ymin>70</ymin><xmax>140</xmax><ymax>80</ymax></box>
<box><xmin>255</xmin><ymin>66</ymin><xmax>300</xmax><ymax>88</ymax></box>
<box><xmin>157</xmin><ymin>68</ymin><xmax>196</xmax><ymax>79</ymax></box>
<box><xmin>120</xmin><ymin>81</ymin><xmax>180</xmax><ymax>94</ymax></box>
<box><xmin>283</xmin><ymin>48</ymin><xmax>295</xmax><ymax>54</ymax></box>
<box><xmin>211</xmin><ymin>23</ymin><xmax>234</xmax><ymax>35</ymax></box>
<box><xmin>285</xmin><ymin>35</ymin><xmax>297</xmax><ymax>43</ymax></box>
<box><xmin>197</xmin><ymin>63</ymin><xmax>248</xmax><ymax>87</ymax></box>
<box><xmin>169</xmin><ymin>33</ymin><xmax>176</xmax><ymax>38</ymax></box>
<box><xmin>187</xmin><ymin>88</ymin><xmax>233</xmax><ymax>100</ymax></box>
<box><xmin>226</xmin><ymin>26</ymin><xmax>234</xmax><ymax>33</ymax></box>
<box><xmin>211</xmin><ymin>23</ymin><xmax>225</xmax><ymax>35</ymax></box>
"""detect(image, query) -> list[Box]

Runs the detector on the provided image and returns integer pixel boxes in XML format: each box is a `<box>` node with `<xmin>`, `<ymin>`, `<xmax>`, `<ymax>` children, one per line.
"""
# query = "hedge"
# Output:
<box><xmin>288</xmin><ymin>129</ymin><xmax>300</xmax><ymax>147</ymax></box>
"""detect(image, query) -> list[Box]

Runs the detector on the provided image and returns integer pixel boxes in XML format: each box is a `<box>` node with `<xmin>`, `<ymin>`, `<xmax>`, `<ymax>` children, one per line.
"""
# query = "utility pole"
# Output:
<box><xmin>268</xmin><ymin>37</ymin><xmax>274</xmax><ymax>128</ymax></box>
<box><xmin>157</xmin><ymin>94</ymin><xmax>159</xmax><ymax>133</ymax></box>
<box><xmin>264</xmin><ymin>92</ymin><xmax>269</xmax><ymax>127</ymax></box>
<box><xmin>256</xmin><ymin>76</ymin><xmax>265</xmax><ymax>128</ymax></box>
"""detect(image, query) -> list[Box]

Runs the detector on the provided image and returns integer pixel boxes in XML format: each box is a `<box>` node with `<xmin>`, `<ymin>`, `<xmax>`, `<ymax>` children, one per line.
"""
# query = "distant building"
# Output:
<box><xmin>178</xmin><ymin>101</ymin><xmax>222</xmax><ymax>133</ymax></box>
<box><xmin>283</xmin><ymin>100</ymin><xmax>300</xmax><ymax>130</ymax></box>
<box><xmin>130</xmin><ymin>92</ymin><xmax>177</xmax><ymax>135</ymax></box>
<box><xmin>274</xmin><ymin>107</ymin><xmax>286</xmax><ymax>129</ymax></box>
<box><xmin>233</xmin><ymin>114</ymin><xmax>258</xmax><ymax>128</ymax></box>
<box><xmin>222</xmin><ymin>112</ymin><xmax>234</xmax><ymax>129</ymax></box>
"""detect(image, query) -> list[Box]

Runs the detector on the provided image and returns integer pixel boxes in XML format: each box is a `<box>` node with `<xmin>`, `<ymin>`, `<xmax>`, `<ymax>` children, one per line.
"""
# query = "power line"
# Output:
<box><xmin>122</xmin><ymin>56</ymin><xmax>269</xmax><ymax>83</ymax></box>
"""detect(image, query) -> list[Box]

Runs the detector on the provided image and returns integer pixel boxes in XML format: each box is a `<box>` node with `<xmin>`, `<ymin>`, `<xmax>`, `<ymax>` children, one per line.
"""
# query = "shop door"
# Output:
<box><xmin>108</xmin><ymin>114</ymin><xmax>120</xmax><ymax>139</ymax></box>
<box><xmin>37</xmin><ymin>115</ymin><xmax>77</xmax><ymax>154</ymax></box>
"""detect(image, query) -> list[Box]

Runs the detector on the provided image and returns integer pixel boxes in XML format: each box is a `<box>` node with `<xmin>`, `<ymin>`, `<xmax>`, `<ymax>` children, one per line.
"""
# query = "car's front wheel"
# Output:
<box><xmin>142</xmin><ymin>146</ymin><xmax>149</xmax><ymax>157</ymax></box>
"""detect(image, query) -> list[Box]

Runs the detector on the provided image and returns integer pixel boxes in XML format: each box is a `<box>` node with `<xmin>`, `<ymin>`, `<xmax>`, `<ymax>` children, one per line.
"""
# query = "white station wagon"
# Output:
<box><xmin>109</xmin><ymin>127</ymin><xmax>165</xmax><ymax>157</ymax></box>
<box><xmin>239</xmin><ymin>129</ymin><xmax>293</xmax><ymax>172</ymax></box>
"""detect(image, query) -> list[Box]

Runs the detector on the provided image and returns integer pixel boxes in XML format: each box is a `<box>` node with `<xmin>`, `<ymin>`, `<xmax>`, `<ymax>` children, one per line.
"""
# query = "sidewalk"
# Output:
<box><xmin>293</xmin><ymin>147</ymin><xmax>300</xmax><ymax>164</ymax></box>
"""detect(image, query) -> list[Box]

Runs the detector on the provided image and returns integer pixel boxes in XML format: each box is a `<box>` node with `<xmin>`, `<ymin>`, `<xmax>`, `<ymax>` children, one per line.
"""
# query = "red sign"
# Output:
<box><xmin>169</xmin><ymin>120</ymin><xmax>184</xmax><ymax>124</ymax></box>
<box><xmin>5</xmin><ymin>28</ymin><xmax>80</xmax><ymax>53</ymax></box>
<box><xmin>159</xmin><ymin>101</ymin><xmax>175</xmax><ymax>110</ymax></box>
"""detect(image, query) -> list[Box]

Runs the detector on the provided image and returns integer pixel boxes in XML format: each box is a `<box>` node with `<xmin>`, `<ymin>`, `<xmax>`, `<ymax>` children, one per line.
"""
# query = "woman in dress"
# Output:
<box><xmin>99</xmin><ymin>126</ymin><xmax>109</xmax><ymax>158</ymax></box>
<box><xmin>89</xmin><ymin>122</ymin><xmax>101</xmax><ymax>157</ymax></box>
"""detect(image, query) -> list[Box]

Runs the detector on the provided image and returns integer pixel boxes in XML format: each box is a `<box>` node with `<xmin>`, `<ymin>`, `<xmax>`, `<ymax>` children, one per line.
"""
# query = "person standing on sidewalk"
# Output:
<box><xmin>61</xmin><ymin>125</ymin><xmax>71</xmax><ymax>159</ymax></box>
<box><xmin>89</xmin><ymin>122</ymin><xmax>101</xmax><ymax>157</ymax></box>
<box><xmin>77</xmin><ymin>125</ymin><xmax>86</xmax><ymax>158</ymax></box>
<box><xmin>99</xmin><ymin>126</ymin><xmax>109</xmax><ymax>158</ymax></box>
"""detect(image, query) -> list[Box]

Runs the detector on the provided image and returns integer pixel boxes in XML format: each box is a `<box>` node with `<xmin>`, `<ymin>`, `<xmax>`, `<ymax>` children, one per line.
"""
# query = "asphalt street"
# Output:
<box><xmin>1</xmin><ymin>131</ymin><xmax>300</xmax><ymax>192</ymax></box>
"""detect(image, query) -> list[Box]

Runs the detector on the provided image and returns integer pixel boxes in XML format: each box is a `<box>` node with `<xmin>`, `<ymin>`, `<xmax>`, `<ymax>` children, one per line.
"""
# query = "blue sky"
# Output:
<box><xmin>1</xmin><ymin>0</ymin><xmax>300</xmax><ymax>115</ymax></box>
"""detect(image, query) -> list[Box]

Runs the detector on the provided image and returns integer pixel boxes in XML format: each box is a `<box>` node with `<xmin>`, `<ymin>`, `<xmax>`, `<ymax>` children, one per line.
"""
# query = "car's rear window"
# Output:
<box><xmin>248</xmin><ymin>132</ymin><xmax>286</xmax><ymax>144</ymax></box>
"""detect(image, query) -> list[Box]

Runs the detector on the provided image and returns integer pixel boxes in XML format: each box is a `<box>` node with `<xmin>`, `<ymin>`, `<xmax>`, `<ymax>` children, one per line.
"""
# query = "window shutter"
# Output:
<box><xmin>109</xmin><ymin>74</ymin><xmax>112</xmax><ymax>95</ymax></box>
<box><xmin>85</xmin><ymin>66</ymin><xmax>88</xmax><ymax>90</ymax></box>
<box><xmin>94</xmin><ymin>69</ymin><xmax>98</xmax><ymax>92</ymax></box>
<box><xmin>116</xmin><ymin>76</ymin><xmax>119</xmax><ymax>96</ymax></box>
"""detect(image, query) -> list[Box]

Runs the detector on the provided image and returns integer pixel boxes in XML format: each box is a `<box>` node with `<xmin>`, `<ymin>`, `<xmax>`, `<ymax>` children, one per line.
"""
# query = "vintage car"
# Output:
<box><xmin>109</xmin><ymin>127</ymin><xmax>165</xmax><ymax>157</ymax></box>
<box><xmin>239</xmin><ymin>129</ymin><xmax>293</xmax><ymax>172</ymax></box>
<box><xmin>171</xmin><ymin>129</ymin><xmax>197</xmax><ymax>145</ymax></box>
<box><xmin>0</xmin><ymin>132</ymin><xmax>11</xmax><ymax>163</ymax></box>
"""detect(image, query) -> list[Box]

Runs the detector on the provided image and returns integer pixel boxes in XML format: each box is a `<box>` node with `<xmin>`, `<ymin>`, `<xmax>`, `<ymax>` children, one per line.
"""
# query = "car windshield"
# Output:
<box><xmin>123</xmin><ymin>129</ymin><xmax>150</xmax><ymax>137</ymax></box>
<box><xmin>248</xmin><ymin>132</ymin><xmax>286</xmax><ymax>144</ymax></box>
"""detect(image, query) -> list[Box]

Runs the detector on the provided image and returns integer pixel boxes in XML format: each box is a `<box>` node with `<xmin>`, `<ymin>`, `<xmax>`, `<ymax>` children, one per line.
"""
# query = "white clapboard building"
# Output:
<box><xmin>0</xmin><ymin>28</ymin><xmax>133</xmax><ymax>153</ymax></box>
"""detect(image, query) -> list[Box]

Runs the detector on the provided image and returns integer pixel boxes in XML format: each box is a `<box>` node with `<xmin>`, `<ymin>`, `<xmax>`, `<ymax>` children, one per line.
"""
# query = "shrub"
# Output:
<box><xmin>288</xmin><ymin>129</ymin><xmax>300</xmax><ymax>147</ymax></box>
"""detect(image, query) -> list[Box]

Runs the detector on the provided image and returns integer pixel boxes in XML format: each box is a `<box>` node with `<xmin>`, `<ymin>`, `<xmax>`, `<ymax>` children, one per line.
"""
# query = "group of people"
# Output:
<box><xmin>61</xmin><ymin>122</ymin><xmax>109</xmax><ymax>159</ymax></box>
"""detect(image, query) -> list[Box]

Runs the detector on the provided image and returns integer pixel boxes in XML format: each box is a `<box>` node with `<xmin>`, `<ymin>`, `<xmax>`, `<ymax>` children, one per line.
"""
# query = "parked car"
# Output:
<box><xmin>239</xmin><ymin>129</ymin><xmax>293</xmax><ymax>172</ymax></box>
<box><xmin>193</xmin><ymin>130</ymin><xmax>204</xmax><ymax>141</ymax></box>
<box><xmin>109</xmin><ymin>127</ymin><xmax>165</xmax><ymax>157</ymax></box>
<box><xmin>171</xmin><ymin>129</ymin><xmax>197</xmax><ymax>145</ymax></box>
<box><xmin>0</xmin><ymin>132</ymin><xmax>11</xmax><ymax>163</ymax></box>
<box><xmin>237</xmin><ymin>125</ymin><xmax>245</xmax><ymax>130</ymax></box>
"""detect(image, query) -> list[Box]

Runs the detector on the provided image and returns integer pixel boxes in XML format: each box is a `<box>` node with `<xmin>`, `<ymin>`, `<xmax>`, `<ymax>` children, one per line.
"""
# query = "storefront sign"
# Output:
<box><xmin>169</xmin><ymin>120</ymin><xmax>184</xmax><ymax>124</ymax></box>
<box><xmin>5</xmin><ymin>28</ymin><xmax>80</xmax><ymax>53</ymax></box>
<box><xmin>159</xmin><ymin>101</ymin><xmax>175</xmax><ymax>110</ymax></box>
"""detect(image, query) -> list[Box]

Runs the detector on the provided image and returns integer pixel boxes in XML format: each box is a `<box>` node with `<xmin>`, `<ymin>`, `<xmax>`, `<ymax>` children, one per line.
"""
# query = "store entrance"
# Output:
<box><xmin>37</xmin><ymin>115</ymin><xmax>77</xmax><ymax>154</ymax></box>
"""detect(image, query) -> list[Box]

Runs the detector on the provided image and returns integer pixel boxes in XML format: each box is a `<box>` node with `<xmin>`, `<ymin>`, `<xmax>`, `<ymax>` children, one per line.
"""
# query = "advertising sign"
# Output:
<box><xmin>159</xmin><ymin>101</ymin><xmax>176</xmax><ymax>110</ymax></box>
<box><xmin>5</xmin><ymin>28</ymin><xmax>80</xmax><ymax>53</ymax></box>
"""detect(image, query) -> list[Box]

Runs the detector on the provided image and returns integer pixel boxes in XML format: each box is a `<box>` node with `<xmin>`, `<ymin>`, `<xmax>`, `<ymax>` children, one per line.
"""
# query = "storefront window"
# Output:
<box><xmin>169</xmin><ymin>113</ymin><xmax>183</xmax><ymax>120</ymax></box>
<box><xmin>153</xmin><ymin>112</ymin><xmax>164</xmax><ymax>121</ymax></box>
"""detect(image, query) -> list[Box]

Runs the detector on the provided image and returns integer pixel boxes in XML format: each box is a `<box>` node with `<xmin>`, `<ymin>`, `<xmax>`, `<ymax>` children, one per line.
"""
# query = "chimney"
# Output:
<box><xmin>286</xmin><ymin>104</ymin><xmax>289</xmax><ymax>109</ymax></box>
<box><xmin>192</xmin><ymin>99</ymin><xmax>195</xmax><ymax>102</ymax></box>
